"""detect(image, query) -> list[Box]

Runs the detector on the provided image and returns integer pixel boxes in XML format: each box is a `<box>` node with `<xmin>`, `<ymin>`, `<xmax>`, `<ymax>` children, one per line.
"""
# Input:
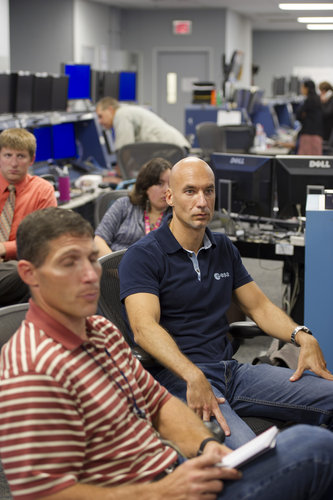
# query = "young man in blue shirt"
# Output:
<box><xmin>119</xmin><ymin>156</ymin><xmax>333</xmax><ymax>449</ymax></box>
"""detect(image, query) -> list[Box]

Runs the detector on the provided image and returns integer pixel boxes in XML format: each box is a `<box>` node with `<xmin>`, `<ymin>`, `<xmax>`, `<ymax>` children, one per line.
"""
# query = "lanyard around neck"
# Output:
<box><xmin>144</xmin><ymin>210</ymin><xmax>163</xmax><ymax>235</ymax></box>
<box><xmin>81</xmin><ymin>344</ymin><xmax>146</xmax><ymax>419</ymax></box>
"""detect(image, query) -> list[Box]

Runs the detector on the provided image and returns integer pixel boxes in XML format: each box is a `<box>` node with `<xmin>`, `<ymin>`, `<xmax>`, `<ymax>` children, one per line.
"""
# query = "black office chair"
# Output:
<box><xmin>94</xmin><ymin>189</ymin><xmax>130</xmax><ymax>227</ymax></box>
<box><xmin>221</xmin><ymin>124</ymin><xmax>256</xmax><ymax>154</ymax></box>
<box><xmin>195</xmin><ymin>122</ymin><xmax>225</xmax><ymax>161</ymax></box>
<box><xmin>116</xmin><ymin>142</ymin><xmax>187</xmax><ymax>180</ymax></box>
<box><xmin>97</xmin><ymin>251</ymin><xmax>293</xmax><ymax>435</ymax></box>
<box><xmin>0</xmin><ymin>459</ymin><xmax>11</xmax><ymax>500</ymax></box>
<box><xmin>0</xmin><ymin>302</ymin><xmax>29</xmax><ymax>351</ymax></box>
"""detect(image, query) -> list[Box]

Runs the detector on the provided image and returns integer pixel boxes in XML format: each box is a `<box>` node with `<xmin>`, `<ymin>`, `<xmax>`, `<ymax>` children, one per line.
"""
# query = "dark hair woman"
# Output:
<box><xmin>94</xmin><ymin>158</ymin><xmax>172</xmax><ymax>256</ymax></box>
<box><xmin>296</xmin><ymin>79</ymin><xmax>323</xmax><ymax>155</ymax></box>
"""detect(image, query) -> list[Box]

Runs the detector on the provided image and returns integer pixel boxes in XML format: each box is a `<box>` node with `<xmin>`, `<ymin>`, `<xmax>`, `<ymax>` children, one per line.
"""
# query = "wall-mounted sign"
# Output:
<box><xmin>173</xmin><ymin>20</ymin><xmax>192</xmax><ymax>35</ymax></box>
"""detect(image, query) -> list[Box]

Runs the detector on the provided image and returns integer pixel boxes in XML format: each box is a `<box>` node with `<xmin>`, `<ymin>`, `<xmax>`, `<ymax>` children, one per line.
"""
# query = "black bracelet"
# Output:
<box><xmin>197</xmin><ymin>437</ymin><xmax>221</xmax><ymax>456</ymax></box>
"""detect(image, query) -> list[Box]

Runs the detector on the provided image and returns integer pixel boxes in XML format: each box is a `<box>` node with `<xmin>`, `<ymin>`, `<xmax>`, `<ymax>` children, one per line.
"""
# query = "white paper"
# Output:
<box><xmin>217</xmin><ymin>426</ymin><xmax>279</xmax><ymax>469</ymax></box>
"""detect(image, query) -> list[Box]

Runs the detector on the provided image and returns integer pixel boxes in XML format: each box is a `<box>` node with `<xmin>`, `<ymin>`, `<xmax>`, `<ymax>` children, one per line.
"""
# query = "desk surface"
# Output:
<box><xmin>250</xmin><ymin>146</ymin><xmax>291</xmax><ymax>156</ymax></box>
<box><xmin>58</xmin><ymin>188</ymin><xmax>106</xmax><ymax>210</ymax></box>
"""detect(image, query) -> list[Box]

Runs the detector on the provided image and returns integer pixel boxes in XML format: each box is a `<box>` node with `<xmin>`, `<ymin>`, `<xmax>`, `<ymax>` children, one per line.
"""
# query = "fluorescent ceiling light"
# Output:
<box><xmin>307</xmin><ymin>23</ymin><xmax>333</xmax><ymax>29</ymax></box>
<box><xmin>280</xmin><ymin>3</ymin><xmax>333</xmax><ymax>10</ymax></box>
<box><xmin>298</xmin><ymin>16</ymin><xmax>333</xmax><ymax>22</ymax></box>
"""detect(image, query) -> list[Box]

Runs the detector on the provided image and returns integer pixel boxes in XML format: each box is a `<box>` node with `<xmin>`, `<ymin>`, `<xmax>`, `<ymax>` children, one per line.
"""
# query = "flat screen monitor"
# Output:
<box><xmin>118</xmin><ymin>71</ymin><xmax>136</xmax><ymax>101</ymax></box>
<box><xmin>289</xmin><ymin>76</ymin><xmax>300</xmax><ymax>96</ymax></box>
<box><xmin>52</xmin><ymin>122</ymin><xmax>78</xmax><ymax>161</ymax></box>
<box><xmin>247</xmin><ymin>89</ymin><xmax>265</xmax><ymax>116</ymax></box>
<box><xmin>275</xmin><ymin>155</ymin><xmax>333</xmax><ymax>218</ymax></box>
<box><xmin>0</xmin><ymin>73</ymin><xmax>15</xmax><ymax>114</ymax></box>
<box><xmin>15</xmin><ymin>73</ymin><xmax>34</xmax><ymax>113</ymax></box>
<box><xmin>32</xmin><ymin>74</ymin><xmax>52</xmax><ymax>112</ymax></box>
<box><xmin>211</xmin><ymin>153</ymin><xmax>273</xmax><ymax>217</ymax></box>
<box><xmin>272</xmin><ymin>76</ymin><xmax>286</xmax><ymax>97</ymax></box>
<box><xmin>50</xmin><ymin>75</ymin><xmax>69</xmax><ymax>111</ymax></box>
<box><xmin>32</xmin><ymin>126</ymin><xmax>53</xmax><ymax>163</ymax></box>
<box><xmin>103</xmin><ymin>71</ymin><xmax>119</xmax><ymax>99</ymax></box>
<box><xmin>63</xmin><ymin>63</ymin><xmax>91</xmax><ymax>100</ymax></box>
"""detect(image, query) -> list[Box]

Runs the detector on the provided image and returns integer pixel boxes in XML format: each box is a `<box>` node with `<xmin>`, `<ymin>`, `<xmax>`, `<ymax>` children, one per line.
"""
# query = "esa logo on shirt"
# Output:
<box><xmin>214</xmin><ymin>272</ymin><xmax>230</xmax><ymax>280</ymax></box>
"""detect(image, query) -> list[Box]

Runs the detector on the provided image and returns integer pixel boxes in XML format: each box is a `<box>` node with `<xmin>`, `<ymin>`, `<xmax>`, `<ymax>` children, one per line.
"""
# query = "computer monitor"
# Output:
<box><xmin>289</xmin><ymin>76</ymin><xmax>300</xmax><ymax>96</ymax></box>
<box><xmin>50</xmin><ymin>75</ymin><xmax>69</xmax><ymax>111</ymax></box>
<box><xmin>52</xmin><ymin>122</ymin><xmax>78</xmax><ymax>161</ymax></box>
<box><xmin>32</xmin><ymin>74</ymin><xmax>52</xmax><ymax>112</ymax></box>
<box><xmin>275</xmin><ymin>155</ymin><xmax>333</xmax><ymax>218</ymax></box>
<box><xmin>0</xmin><ymin>73</ymin><xmax>15</xmax><ymax>114</ymax></box>
<box><xmin>103</xmin><ymin>71</ymin><xmax>120</xmax><ymax>99</ymax></box>
<box><xmin>118</xmin><ymin>71</ymin><xmax>136</xmax><ymax>101</ymax></box>
<box><xmin>211</xmin><ymin>153</ymin><xmax>273</xmax><ymax>217</ymax></box>
<box><xmin>272</xmin><ymin>76</ymin><xmax>286</xmax><ymax>97</ymax></box>
<box><xmin>15</xmin><ymin>72</ymin><xmax>34</xmax><ymax>113</ymax></box>
<box><xmin>62</xmin><ymin>63</ymin><xmax>91</xmax><ymax>100</ymax></box>
<box><xmin>32</xmin><ymin>126</ymin><xmax>53</xmax><ymax>163</ymax></box>
<box><xmin>247</xmin><ymin>89</ymin><xmax>265</xmax><ymax>116</ymax></box>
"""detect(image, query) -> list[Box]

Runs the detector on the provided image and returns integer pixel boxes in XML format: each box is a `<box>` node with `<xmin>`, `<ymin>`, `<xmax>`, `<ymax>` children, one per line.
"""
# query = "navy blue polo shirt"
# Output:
<box><xmin>119</xmin><ymin>222</ymin><xmax>253</xmax><ymax>363</ymax></box>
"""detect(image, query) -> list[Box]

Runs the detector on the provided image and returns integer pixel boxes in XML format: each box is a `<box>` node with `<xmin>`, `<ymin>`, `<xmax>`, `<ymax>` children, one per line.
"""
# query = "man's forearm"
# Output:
<box><xmin>39</xmin><ymin>480</ymin><xmax>170</xmax><ymax>500</ymax></box>
<box><xmin>132</xmin><ymin>315</ymin><xmax>204</xmax><ymax>385</ymax></box>
<box><xmin>153</xmin><ymin>395</ymin><xmax>216</xmax><ymax>458</ymax></box>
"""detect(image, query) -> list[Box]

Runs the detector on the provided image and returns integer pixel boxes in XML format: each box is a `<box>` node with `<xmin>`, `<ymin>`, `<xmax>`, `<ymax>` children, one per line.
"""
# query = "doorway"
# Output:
<box><xmin>153</xmin><ymin>48</ymin><xmax>213</xmax><ymax>135</ymax></box>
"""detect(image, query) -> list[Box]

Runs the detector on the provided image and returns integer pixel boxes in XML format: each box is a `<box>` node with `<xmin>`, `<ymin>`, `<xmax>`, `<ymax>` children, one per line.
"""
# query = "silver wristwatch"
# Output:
<box><xmin>290</xmin><ymin>325</ymin><xmax>312</xmax><ymax>347</ymax></box>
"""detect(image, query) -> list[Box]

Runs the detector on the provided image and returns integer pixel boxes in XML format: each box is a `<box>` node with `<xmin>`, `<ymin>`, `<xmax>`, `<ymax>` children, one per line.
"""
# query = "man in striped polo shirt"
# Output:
<box><xmin>0</xmin><ymin>207</ymin><xmax>332</xmax><ymax>500</ymax></box>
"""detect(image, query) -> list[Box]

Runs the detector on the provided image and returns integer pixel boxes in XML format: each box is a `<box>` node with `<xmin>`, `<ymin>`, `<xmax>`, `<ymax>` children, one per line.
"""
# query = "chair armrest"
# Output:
<box><xmin>229</xmin><ymin>320</ymin><xmax>266</xmax><ymax>339</ymax></box>
<box><xmin>132</xmin><ymin>346</ymin><xmax>160</xmax><ymax>368</ymax></box>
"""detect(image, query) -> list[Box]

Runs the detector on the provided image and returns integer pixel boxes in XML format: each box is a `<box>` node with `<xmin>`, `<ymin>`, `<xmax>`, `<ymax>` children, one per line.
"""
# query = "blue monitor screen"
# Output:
<box><xmin>118</xmin><ymin>71</ymin><xmax>136</xmax><ymax>101</ymax></box>
<box><xmin>52</xmin><ymin>122</ymin><xmax>78</xmax><ymax>160</ymax></box>
<box><xmin>64</xmin><ymin>64</ymin><xmax>91</xmax><ymax>100</ymax></box>
<box><xmin>33</xmin><ymin>126</ymin><xmax>53</xmax><ymax>163</ymax></box>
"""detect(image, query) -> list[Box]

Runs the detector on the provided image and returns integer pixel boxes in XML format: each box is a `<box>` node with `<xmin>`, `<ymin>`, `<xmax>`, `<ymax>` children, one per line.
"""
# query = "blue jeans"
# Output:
<box><xmin>218</xmin><ymin>425</ymin><xmax>333</xmax><ymax>500</ymax></box>
<box><xmin>154</xmin><ymin>360</ymin><xmax>333</xmax><ymax>449</ymax></box>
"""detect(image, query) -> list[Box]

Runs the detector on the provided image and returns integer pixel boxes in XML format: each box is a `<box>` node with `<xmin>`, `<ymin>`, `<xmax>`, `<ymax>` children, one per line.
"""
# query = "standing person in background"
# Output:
<box><xmin>296</xmin><ymin>79</ymin><xmax>323</xmax><ymax>155</ymax></box>
<box><xmin>94</xmin><ymin>158</ymin><xmax>171</xmax><ymax>256</ymax></box>
<box><xmin>319</xmin><ymin>81</ymin><xmax>333</xmax><ymax>142</ymax></box>
<box><xmin>96</xmin><ymin>97</ymin><xmax>191</xmax><ymax>152</ymax></box>
<box><xmin>0</xmin><ymin>128</ymin><xmax>57</xmax><ymax>306</ymax></box>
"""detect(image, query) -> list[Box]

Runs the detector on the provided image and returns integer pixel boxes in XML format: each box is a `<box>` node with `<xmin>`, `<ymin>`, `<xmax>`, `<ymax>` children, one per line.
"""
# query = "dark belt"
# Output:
<box><xmin>152</xmin><ymin>459</ymin><xmax>179</xmax><ymax>482</ymax></box>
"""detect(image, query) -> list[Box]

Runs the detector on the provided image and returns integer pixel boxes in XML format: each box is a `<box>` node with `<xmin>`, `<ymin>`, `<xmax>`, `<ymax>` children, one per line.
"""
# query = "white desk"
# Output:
<box><xmin>250</xmin><ymin>146</ymin><xmax>291</xmax><ymax>156</ymax></box>
<box><xmin>58</xmin><ymin>189</ymin><xmax>103</xmax><ymax>210</ymax></box>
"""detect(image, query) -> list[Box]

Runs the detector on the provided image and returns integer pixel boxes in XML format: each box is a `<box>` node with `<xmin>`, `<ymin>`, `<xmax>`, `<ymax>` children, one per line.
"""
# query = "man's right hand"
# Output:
<box><xmin>157</xmin><ymin>450</ymin><xmax>241</xmax><ymax>499</ymax></box>
<box><xmin>187</xmin><ymin>372</ymin><xmax>231</xmax><ymax>437</ymax></box>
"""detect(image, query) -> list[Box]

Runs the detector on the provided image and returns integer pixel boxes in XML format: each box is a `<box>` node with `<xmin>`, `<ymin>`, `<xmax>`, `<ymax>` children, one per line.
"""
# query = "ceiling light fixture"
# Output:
<box><xmin>298</xmin><ymin>16</ymin><xmax>333</xmax><ymax>22</ymax></box>
<box><xmin>279</xmin><ymin>3</ymin><xmax>333</xmax><ymax>10</ymax></box>
<box><xmin>307</xmin><ymin>23</ymin><xmax>333</xmax><ymax>29</ymax></box>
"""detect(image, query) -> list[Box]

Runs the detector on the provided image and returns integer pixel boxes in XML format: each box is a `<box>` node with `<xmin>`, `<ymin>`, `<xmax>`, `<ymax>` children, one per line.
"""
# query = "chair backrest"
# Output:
<box><xmin>98</xmin><ymin>250</ymin><xmax>157</xmax><ymax>366</ymax></box>
<box><xmin>94</xmin><ymin>189</ymin><xmax>130</xmax><ymax>227</ymax></box>
<box><xmin>117</xmin><ymin>142</ymin><xmax>186</xmax><ymax>180</ymax></box>
<box><xmin>196</xmin><ymin>121</ymin><xmax>225</xmax><ymax>160</ymax></box>
<box><xmin>98</xmin><ymin>249</ymin><xmax>128</xmax><ymax>336</ymax></box>
<box><xmin>0</xmin><ymin>303</ymin><xmax>29</xmax><ymax>351</ymax></box>
<box><xmin>221</xmin><ymin>124</ymin><xmax>256</xmax><ymax>154</ymax></box>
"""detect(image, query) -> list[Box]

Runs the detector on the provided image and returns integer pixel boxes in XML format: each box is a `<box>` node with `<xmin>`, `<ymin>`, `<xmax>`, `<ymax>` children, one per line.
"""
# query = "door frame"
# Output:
<box><xmin>152</xmin><ymin>46</ymin><xmax>214</xmax><ymax>115</ymax></box>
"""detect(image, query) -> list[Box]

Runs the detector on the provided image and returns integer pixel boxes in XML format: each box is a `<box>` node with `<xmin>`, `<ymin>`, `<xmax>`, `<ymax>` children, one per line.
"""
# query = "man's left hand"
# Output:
<box><xmin>290</xmin><ymin>336</ymin><xmax>333</xmax><ymax>381</ymax></box>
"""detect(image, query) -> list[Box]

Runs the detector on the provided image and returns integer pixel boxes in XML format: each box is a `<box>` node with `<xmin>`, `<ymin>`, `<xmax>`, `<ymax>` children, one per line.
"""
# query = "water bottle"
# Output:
<box><xmin>58</xmin><ymin>166</ymin><xmax>71</xmax><ymax>202</ymax></box>
<box><xmin>255</xmin><ymin>123</ymin><xmax>267</xmax><ymax>151</ymax></box>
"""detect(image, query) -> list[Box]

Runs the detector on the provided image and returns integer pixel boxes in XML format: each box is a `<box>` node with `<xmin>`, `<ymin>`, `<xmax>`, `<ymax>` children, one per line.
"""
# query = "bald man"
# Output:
<box><xmin>119</xmin><ymin>157</ymin><xmax>333</xmax><ymax>449</ymax></box>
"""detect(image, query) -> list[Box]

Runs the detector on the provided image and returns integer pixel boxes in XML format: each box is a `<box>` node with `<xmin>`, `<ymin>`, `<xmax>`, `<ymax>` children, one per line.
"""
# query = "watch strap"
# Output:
<box><xmin>291</xmin><ymin>326</ymin><xmax>312</xmax><ymax>347</ymax></box>
<box><xmin>197</xmin><ymin>437</ymin><xmax>221</xmax><ymax>456</ymax></box>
